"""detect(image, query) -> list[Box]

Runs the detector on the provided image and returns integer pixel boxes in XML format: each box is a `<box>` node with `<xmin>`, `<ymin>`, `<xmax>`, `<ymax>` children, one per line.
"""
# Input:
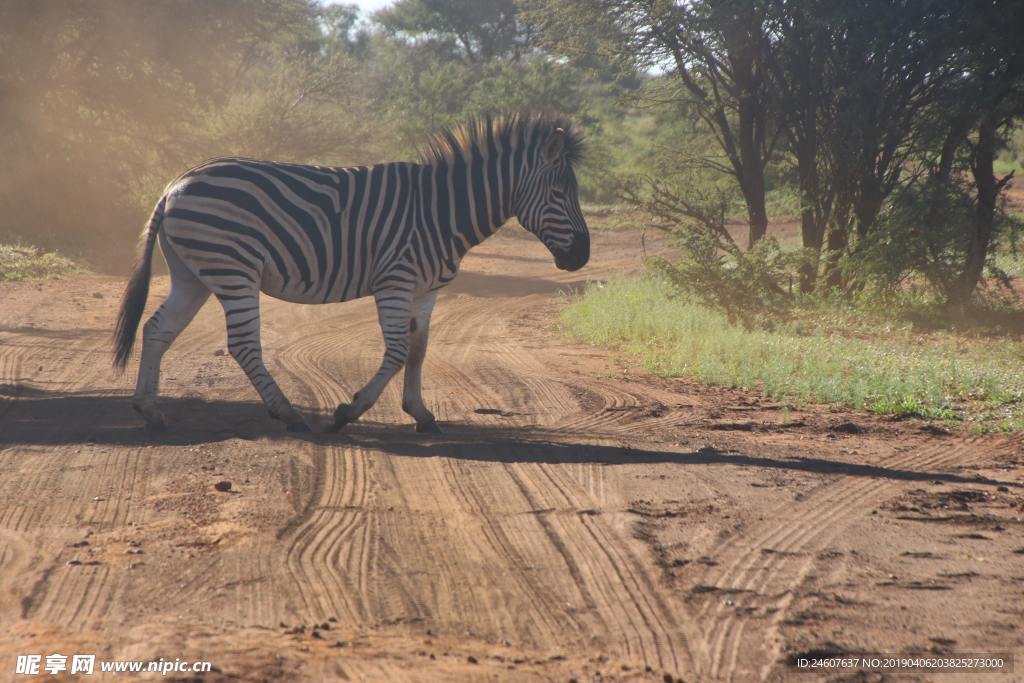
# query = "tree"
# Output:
<box><xmin>374</xmin><ymin>0</ymin><xmax>527</xmax><ymax>63</ymax></box>
<box><xmin>365</xmin><ymin>0</ymin><xmax>588</xmax><ymax>156</ymax></box>
<box><xmin>533</xmin><ymin>0</ymin><xmax>1024</xmax><ymax>307</ymax></box>
<box><xmin>526</xmin><ymin>0</ymin><xmax>779</xmax><ymax>248</ymax></box>
<box><xmin>766</xmin><ymin>1</ymin><xmax>993</xmax><ymax>291</ymax></box>
<box><xmin>936</xmin><ymin>0</ymin><xmax>1024</xmax><ymax>307</ymax></box>
<box><xmin>764</xmin><ymin>1</ymin><xmax>836</xmax><ymax>290</ymax></box>
<box><xmin>854</xmin><ymin>0</ymin><xmax>1024</xmax><ymax>306</ymax></box>
<box><xmin>319</xmin><ymin>3</ymin><xmax>372</xmax><ymax>59</ymax></box>
<box><xmin>0</xmin><ymin>0</ymin><xmax>372</xmax><ymax>265</ymax></box>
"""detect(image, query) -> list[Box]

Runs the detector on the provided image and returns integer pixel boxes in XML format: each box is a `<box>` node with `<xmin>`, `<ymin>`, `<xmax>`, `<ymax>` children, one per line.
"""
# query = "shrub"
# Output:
<box><xmin>652</xmin><ymin>234</ymin><xmax>804</xmax><ymax>329</ymax></box>
<box><xmin>852</xmin><ymin>177</ymin><xmax>1023</xmax><ymax>302</ymax></box>
<box><xmin>0</xmin><ymin>244</ymin><xmax>82</xmax><ymax>281</ymax></box>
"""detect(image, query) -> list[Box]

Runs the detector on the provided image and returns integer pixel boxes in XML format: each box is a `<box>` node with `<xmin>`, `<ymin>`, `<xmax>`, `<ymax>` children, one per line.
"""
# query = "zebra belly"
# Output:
<box><xmin>257</xmin><ymin>268</ymin><xmax>371</xmax><ymax>305</ymax></box>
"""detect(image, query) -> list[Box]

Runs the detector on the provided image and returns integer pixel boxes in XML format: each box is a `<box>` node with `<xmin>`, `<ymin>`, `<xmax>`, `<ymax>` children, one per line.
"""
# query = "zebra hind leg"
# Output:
<box><xmin>216</xmin><ymin>292</ymin><xmax>310</xmax><ymax>433</ymax></box>
<box><xmin>331</xmin><ymin>288</ymin><xmax>414</xmax><ymax>432</ymax></box>
<box><xmin>132</xmin><ymin>243</ymin><xmax>210</xmax><ymax>430</ymax></box>
<box><xmin>401</xmin><ymin>292</ymin><xmax>440</xmax><ymax>433</ymax></box>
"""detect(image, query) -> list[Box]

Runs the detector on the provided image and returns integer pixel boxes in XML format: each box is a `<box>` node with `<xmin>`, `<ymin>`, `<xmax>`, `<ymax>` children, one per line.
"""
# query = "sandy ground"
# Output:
<box><xmin>0</xmin><ymin>226</ymin><xmax>1022</xmax><ymax>682</ymax></box>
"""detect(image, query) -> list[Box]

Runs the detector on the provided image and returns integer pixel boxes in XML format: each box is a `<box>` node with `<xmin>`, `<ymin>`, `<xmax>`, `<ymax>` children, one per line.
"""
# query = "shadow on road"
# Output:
<box><xmin>349</xmin><ymin>426</ymin><xmax>1020</xmax><ymax>489</ymax></box>
<box><xmin>444</xmin><ymin>270</ymin><xmax>589</xmax><ymax>297</ymax></box>
<box><xmin>1</xmin><ymin>386</ymin><xmax>1018</xmax><ymax>490</ymax></box>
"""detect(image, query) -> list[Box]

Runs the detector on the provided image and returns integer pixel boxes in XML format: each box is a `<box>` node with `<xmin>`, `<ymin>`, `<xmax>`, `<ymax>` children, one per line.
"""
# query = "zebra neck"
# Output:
<box><xmin>424</xmin><ymin>154</ymin><xmax>514</xmax><ymax>263</ymax></box>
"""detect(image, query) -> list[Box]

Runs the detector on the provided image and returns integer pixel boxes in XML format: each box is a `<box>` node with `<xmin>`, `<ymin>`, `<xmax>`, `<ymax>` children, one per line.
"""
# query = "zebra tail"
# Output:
<box><xmin>112</xmin><ymin>195</ymin><xmax>166</xmax><ymax>372</ymax></box>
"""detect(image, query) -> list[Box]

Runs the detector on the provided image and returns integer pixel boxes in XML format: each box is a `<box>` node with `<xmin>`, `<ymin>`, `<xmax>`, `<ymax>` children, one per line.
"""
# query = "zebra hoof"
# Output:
<box><xmin>145</xmin><ymin>413</ymin><xmax>166</xmax><ymax>432</ymax></box>
<box><xmin>330</xmin><ymin>404</ymin><xmax>356</xmax><ymax>432</ymax></box>
<box><xmin>286</xmin><ymin>420</ymin><xmax>311</xmax><ymax>434</ymax></box>
<box><xmin>133</xmin><ymin>400</ymin><xmax>165</xmax><ymax>431</ymax></box>
<box><xmin>415</xmin><ymin>419</ymin><xmax>442</xmax><ymax>434</ymax></box>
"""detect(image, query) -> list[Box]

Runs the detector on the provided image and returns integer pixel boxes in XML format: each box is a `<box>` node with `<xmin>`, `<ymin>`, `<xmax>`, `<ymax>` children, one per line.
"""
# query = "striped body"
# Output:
<box><xmin>114</xmin><ymin>113</ymin><xmax>589</xmax><ymax>433</ymax></box>
<box><xmin>165</xmin><ymin>159</ymin><xmax>469</xmax><ymax>305</ymax></box>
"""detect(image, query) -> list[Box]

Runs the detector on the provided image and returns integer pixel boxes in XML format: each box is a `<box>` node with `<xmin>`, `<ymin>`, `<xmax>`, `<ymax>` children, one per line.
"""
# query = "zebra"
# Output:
<box><xmin>112</xmin><ymin>113</ymin><xmax>589</xmax><ymax>433</ymax></box>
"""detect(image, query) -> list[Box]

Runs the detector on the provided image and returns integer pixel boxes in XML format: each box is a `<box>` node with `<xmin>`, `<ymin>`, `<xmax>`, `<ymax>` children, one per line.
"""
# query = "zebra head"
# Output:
<box><xmin>514</xmin><ymin>126</ymin><xmax>590</xmax><ymax>272</ymax></box>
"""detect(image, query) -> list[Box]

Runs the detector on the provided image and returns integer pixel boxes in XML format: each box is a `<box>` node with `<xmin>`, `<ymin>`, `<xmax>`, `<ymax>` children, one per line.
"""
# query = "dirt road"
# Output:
<box><xmin>1</xmin><ymin>227</ymin><xmax>1022</xmax><ymax>682</ymax></box>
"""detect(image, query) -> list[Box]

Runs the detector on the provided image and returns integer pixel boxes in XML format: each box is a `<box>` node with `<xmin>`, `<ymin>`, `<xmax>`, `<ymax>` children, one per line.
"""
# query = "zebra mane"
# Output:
<box><xmin>419</xmin><ymin>113</ymin><xmax>584</xmax><ymax>168</ymax></box>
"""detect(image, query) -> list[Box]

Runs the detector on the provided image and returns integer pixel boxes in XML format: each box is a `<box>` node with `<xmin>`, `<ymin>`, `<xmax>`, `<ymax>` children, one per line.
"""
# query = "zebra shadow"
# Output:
<box><xmin>0</xmin><ymin>386</ymin><xmax>290</xmax><ymax>447</ymax></box>
<box><xmin>0</xmin><ymin>386</ymin><xmax>1019</xmax><ymax>490</ymax></box>
<box><xmin>331</xmin><ymin>425</ymin><xmax>1021</xmax><ymax>488</ymax></box>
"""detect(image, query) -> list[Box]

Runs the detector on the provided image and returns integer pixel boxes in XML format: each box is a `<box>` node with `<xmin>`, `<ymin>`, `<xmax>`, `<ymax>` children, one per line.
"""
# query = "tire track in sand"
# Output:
<box><xmin>266</xmin><ymin>298</ymin><xmax>383</xmax><ymax>626</ymax></box>
<box><xmin>269</xmin><ymin>286</ymin><xmax>695</xmax><ymax>676</ymax></box>
<box><xmin>424</xmin><ymin>294</ymin><xmax>694</xmax><ymax>674</ymax></box>
<box><xmin>0</xmin><ymin>330</ymin><xmax>29</xmax><ymax>423</ymax></box>
<box><xmin>412</xmin><ymin>270</ymin><xmax>1009</xmax><ymax>681</ymax></box>
<box><xmin>0</xmin><ymin>325</ymin><xmax>126</xmax><ymax>628</ymax></box>
<box><xmin>695</xmin><ymin>436</ymin><xmax>994</xmax><ymax>681</ymax></box>
<box><xmin>0</xmin><ymin>284</ymin><xmax>224</xmax><ymax>630</ymax></box>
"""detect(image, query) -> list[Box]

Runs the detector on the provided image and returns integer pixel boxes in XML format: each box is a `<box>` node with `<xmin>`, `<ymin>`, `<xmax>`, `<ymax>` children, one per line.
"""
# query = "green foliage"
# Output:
<box><xmin>191</xmin><ymin>50</ymin><xmax>379</xmax><ymax>165</ymax></box>
<box><xmin>764</xmin><ymin>185</ymin><xmax>802</xmax><ymax>222</ymax></box>
<box><xmin>320</xmin><ymin>3</ymin><xmax>372</xmax><ymax>58</ymax></box>
<box><xmin>369</xmin><ymin>49</ymin><xmax>470</xmax><ymax>152</ymax></box>
<box><xmin>853</xmin><ymin>178</ymin><xmax>1024</xmax><ymax>301</ymax></box>
<box><xmin>533</xmin><ymin>0</ymin><xmax>1024</xmax><ymax>305</ymax></box>
<box><xmin>369</xmin><ymin>38</ymin><xmax>590</xmax><ymax>156</ymax></box>
<box><xmin>465</xmin><ymin>60</ymin><xmax>586</xmax><ymax>117</ymax></box>
<box><xmin>0</xmin><ymin>0</ymin><xmax>608</xmax><ymax>270</ymax></box>
<box><xmin>853</xmin><ymin>179</ymin><xmax>975</xmax><ymax>296</ymax></box>
<box><xmin>2</xmin><ymin>0</ymin><xmax>1015</xmax><ymax>323</ymax></box>
<box><xmin>995</xmin><ymin>123</ymin><xmax>1024</xmax><ymax>176</ymax></box>
<box><xmin>0</xmin><ymin>244</ymin><xmax>83</xmax><ymax>281</ymax></box>
<box><xmin>653</xmin><ymin>235</ymin><xmax>803</xmax><ymax>328</ymax></box>
<box><xmin>375</xmin><ymin>0</ymin><xmax>522</xmax><ymax>63</ymax></box>
<box><xmin>608</xmin><ymin>121</ymin><xmax>808</xmax><ymax>325</ymax></box>
<box><xmin>562</xmin><ymin>276</ymin><xmax>1024</xmax><ymax>430</ymax></box>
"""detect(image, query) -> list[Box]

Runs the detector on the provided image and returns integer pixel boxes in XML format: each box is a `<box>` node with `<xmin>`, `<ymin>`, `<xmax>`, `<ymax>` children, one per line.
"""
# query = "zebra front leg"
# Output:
<box><xmin>331</xmin><ymin>288</ymin><xmax>413</xmax><ymax>432</ymax></box>
<box><xmin>401</xmin><ymin>292</ymin><xmax>440</xmax><ymax>433</ymax></box>
<box><xmin>217</xmin><ymin>293</ymin><xmax>310</xmax><ymax>433</ymax></box>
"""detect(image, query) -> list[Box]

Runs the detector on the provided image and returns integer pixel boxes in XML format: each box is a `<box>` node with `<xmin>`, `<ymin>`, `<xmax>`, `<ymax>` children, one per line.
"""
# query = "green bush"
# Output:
<box><xmin>852</xmin><ymin>178</ymin><xmax>1023</xmax><ymax>301</ymax></box>
<box><xmin>652</xmin><ymin>233</ymin><xmax>807</xmax><ymax>329</ymax></box>
<box><xmin>0</xmin><ymin>244</ymin><xmax>83</xmax><ymax>281</ymax></box>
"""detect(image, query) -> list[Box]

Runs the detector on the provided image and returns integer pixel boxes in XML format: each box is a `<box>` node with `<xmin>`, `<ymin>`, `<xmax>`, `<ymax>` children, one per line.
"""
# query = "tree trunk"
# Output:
<box><xmin>853</xmin><ymin>182</ymin><xmax>884</xmax><ymax>242</ymax></box>
<box><xmin>824</xmin><ymin>204</ymin><xmax>850</xmax><ymax>289</ymax></box>
<box><xmin>796</xmin><ymin>141</ymin><xmax>825</xmax><ymax>292</ymax></box>
<box><xmin>744</xmin><ymin>185</ymin><xmax>769</xmax><ymax>249</ymax></box>
<box><xmin>952</xmin><ymin>116</ymin><xmax>1006</xmax><ymax>308</ymax></box>
<box><xmin>850</xmin><ymin>160</ymin><xmax>888</xmax><ymax>247</ymax></box>
<box><xmin>739</xmin><ymin>128</ymin><xmax>768</xmax><ymax>249</ymax></box>
<box><xmin>735</xmin><ymin>71</ymin><xmax>769</xmax><ymax>249</ymax></box>
<box><xmin>935</xmin><ymin>107</ymin><xmax>975</xmax><ymax>184</ymax></box>
<box><xmin>798</xmin><ymin>212</ymin><xmax>821</xmax><ymax>292</ymax></box>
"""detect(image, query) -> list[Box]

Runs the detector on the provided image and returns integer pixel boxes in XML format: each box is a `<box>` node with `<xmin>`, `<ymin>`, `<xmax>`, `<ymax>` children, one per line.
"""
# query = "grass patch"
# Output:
<box><xmin>0</xmin><ymin>244</ymin><xmax>83</xmax><ymax>281</ymax></box>
<box><xmin>561</xmin><ymin>276</ymin><xmax>1024</xmax><ymax>430</ymax></box>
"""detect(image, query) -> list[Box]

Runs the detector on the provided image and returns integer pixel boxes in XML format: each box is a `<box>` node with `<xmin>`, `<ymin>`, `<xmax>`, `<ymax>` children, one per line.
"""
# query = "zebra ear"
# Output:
<box><xmin>543</xmin><ymin>128</ymin><xmax>566</xmax><ymax>163</ymax></box>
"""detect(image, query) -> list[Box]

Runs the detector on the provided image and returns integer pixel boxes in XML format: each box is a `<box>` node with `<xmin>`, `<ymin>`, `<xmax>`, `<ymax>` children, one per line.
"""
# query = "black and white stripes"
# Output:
<box><xmin>113</xmin><ymin>113</ymin><xmax>589</xmax><ymax>432</ymax></box>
